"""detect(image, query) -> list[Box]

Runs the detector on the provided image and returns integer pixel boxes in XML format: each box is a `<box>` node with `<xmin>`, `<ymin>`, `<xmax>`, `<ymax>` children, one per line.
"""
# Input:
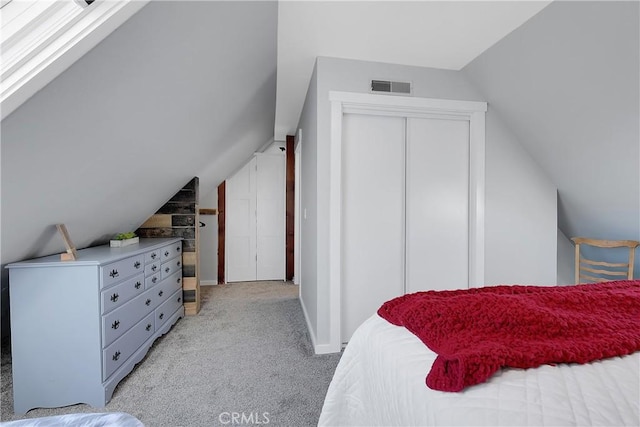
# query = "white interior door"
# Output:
<box><xmin>226</xmin><ymin>157</ymin><xmax>257</xmax><ymax>282</ymax></box>
<box><xmin>256</xmin><ymin>153</ymin><xmax>285</xmax><ymax>280</ymax></box>
<box><xmin>405</xmin><ymin>117</ymin><xmax>470</xmax><ymax>293</ymax></box>
<box><xmin>341</xmin><ymin>113</ymin><xmax>406</xmax><ymax>343</ymax></box>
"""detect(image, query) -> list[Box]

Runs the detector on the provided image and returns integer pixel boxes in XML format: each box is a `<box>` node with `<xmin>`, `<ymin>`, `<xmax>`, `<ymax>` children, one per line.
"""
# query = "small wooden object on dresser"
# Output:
<box><xmin>56</xmin><ymin>224</ymin><xmax>78</xmax><ymax>261</ymax></box>
<box><xmin>6</xmin><ymin>238</ymin><xmax>184</xmax><ymax>414</ymax></box>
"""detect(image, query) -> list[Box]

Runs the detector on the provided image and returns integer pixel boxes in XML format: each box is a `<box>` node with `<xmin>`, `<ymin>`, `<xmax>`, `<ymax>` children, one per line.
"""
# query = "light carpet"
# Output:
<box><xmin>1</xmin><ymin>281</ymin><xmax>342</xmax><ymax>426</ymax></box>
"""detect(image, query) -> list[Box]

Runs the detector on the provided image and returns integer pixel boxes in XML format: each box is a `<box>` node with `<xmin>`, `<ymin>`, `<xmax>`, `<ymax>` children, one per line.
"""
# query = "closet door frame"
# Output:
<box><xmin>328</xmin><ymin>91</ymin><xmax>487</xmax><ymax>352</ymax></box>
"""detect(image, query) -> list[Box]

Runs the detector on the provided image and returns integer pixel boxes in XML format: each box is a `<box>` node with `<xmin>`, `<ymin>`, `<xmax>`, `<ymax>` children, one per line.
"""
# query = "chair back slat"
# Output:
<box><xmin>572</xmin><ymin>237</ymin><xmax>639</xmax><ymax>283</ymax></box>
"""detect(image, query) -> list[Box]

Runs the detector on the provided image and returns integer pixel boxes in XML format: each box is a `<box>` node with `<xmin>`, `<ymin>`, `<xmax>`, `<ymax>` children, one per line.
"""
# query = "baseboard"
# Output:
<box><xmin>299</xmin><ymin>296</ymin><xmax>319</xmax><ymax>352</ymax></box>
<box><xmin>300</xmin><ymin>295</ymin><xmax>339</xmax><ymax>355</ymax></box>
<box><xmin>200</xmin><ymin>280</ymin><xmax>218</xmax><ymax>286</ymax></box>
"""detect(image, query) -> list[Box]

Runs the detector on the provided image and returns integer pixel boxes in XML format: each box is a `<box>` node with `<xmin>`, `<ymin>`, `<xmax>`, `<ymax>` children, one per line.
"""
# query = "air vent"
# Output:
<box><xmin>371</xmin><ymin>80</ymin><xmax>411</xmax><ymax>95</ymax></box>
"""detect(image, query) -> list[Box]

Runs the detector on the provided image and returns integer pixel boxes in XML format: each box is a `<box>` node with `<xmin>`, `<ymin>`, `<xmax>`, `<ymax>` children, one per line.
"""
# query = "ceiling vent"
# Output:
<box><xmin>371</xmin><ymin>80</ymin><xmax>411</xmax><ymax>95</ymax></box>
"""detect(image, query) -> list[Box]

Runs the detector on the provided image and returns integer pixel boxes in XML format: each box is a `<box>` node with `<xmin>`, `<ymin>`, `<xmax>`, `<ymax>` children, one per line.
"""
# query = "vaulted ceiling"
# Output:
<box><xmin>275</xmin><ymin>0</ymin><xmax>550</xmax><ymax>140</ymax></box>
<box><xmin>1</xmin><ymin>1</ymin><xmax>638</xmax><ymax>273</ymax></box>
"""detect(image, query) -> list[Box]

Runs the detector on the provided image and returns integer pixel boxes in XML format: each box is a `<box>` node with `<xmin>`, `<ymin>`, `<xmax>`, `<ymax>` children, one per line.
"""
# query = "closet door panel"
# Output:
<box><xmin>341</xmin><ymin>113</ymin><xmax>405</xmax><ymax>343</ymax></box>
<box><xmin>256</xmin><ymin>154</ymin><xmax>285</xmax><ymax>280</ymax></box>
<box><xmin>406</xmin><ymin>118</ymin><xmax>469</xmax><ymax>293</ymax></box>
<box><xmin>226</xmin><ymin>158</ymin><xmax>258</xmax><ymax>282</ymax></box>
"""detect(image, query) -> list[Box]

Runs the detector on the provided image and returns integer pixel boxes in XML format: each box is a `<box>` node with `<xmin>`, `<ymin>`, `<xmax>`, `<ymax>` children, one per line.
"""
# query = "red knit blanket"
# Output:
<box><xmin>377</xmin><ymin>280</ymin><xmax>640</xmax><ymax>392</ymax></box>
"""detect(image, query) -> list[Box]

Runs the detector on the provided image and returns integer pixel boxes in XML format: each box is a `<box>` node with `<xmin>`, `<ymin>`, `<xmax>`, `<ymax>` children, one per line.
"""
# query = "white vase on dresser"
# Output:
<box><xmin>6</xmin><ymin>238</ymin><xmax>184</xmax><ymax>414</ymax></box>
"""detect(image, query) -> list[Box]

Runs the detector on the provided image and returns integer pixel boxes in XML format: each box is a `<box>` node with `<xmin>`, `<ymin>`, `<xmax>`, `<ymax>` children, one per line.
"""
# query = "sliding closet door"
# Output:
<box><xmin>405</xmin><ymin>117</ymin><xmax>470</xmax><ymax>293</ymax></box>
<box><xmin>341</xmin><ymin>113</ymin><xmax>405</xmax><ymax>343</ymax></box>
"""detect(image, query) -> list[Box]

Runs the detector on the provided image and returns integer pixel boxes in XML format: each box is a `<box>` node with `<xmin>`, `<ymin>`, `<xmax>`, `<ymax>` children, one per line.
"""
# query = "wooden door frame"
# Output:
<box><xmin>217</xmin><ymin>181</ymin><xmax>225</xmax><ymax>284</ymax></box>
<box><xmin>286</xmin><ymin>135</ymin><xmax>295</xmax><ymax>281</ymax></box>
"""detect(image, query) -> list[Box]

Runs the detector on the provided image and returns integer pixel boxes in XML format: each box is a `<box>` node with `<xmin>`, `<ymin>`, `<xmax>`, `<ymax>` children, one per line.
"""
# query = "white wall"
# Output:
<box><xmin>298</xmin><ymin>56</ymin><xmax>557</xmax><ymax>352</ymax></box>
<box><xmin>557</xmin><ymin>229</ymin><xmax>575</xmax><ymax>285</ymax></box>
<box><xmin>297</xmin><ymin>64</ymin><xmax>319</xmax><ymax>345</ymax></box>
<box><xmin>484</xmin><ymin>110</ymin><xmax>557</xmax><ymax>286</ymax></box>
<box><xmin>463</xmin><ymin>1</ymin><xmax>640</xmax><ymax>276</ymax></box>
<box><xmin>199</xmin><ymin>189</ymin><xmax>218</xmax><ymax>284</ymax></box>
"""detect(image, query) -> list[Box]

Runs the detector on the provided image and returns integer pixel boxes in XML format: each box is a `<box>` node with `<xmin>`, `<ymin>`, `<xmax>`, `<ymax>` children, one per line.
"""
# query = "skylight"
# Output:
<box><xmin>0</xmin><ymin>0</ymin><xmax>148</xmax><ymax>120</ymax></box>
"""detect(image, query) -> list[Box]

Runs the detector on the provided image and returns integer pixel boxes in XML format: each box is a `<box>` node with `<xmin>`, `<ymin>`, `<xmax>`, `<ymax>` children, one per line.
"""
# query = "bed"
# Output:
<box><xmin>319</xmin><ymin>281</ymin><xmax>640</xmax><ymax>426</ymax></box>
<box><xmin>0</xmin><ymin>413</ymin><xmax>144</xmax><ymax>427</ymax></box>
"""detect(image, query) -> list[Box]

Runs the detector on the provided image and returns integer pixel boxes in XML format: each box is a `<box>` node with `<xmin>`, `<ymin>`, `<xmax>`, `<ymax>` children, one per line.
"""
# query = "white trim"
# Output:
<box><xmin>469</xmin><ymin>111</ymin><xmax>486</xmax><ymax>287</ymax></box>
<box><xmin>1</xmin><ymin>0</ymin><xmax>149</xmax><ymax>120</ymax></box>
<box><xmin>299</xmin><ymin>290</ymin><xmax>335</xmax><ymax>354</ymax></box>
<box><xmin>328</xmin><ymin>91</ymin><xmax>486</xmax><ymax>351</ymax></box>
<box><xmin>328</xmin><ymin>96</ymin><xmax>344</xmax><ymax>354</ymax></box>
<box><xmin>293</xmin><ymin>131</ymin><xmax>301</xmax><ymax>286</ymax></box>
<box><xmin>200</xmin><ymin>280</ymin><xmax>218</xmax><ymax>286</ymax></box>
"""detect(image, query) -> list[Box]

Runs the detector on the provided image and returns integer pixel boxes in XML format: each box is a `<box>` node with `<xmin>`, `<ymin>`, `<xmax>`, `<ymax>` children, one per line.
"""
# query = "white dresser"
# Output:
<box><xmin>6</xmin><ymin>238</ymin><xmax>184</xmax><ymax>414</ymax></box>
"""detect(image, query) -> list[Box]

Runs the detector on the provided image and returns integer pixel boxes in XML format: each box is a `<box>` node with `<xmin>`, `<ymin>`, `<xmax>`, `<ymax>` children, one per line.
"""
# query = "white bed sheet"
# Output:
<box><xmin>0</xmin><ymin>413</ymin><xmax>144</xmax><ymax>427</ymax></box>
<box><xmin>319</xmin><ymin>315</ymin><xmax>640</xmax><ymax>426</ymax></box>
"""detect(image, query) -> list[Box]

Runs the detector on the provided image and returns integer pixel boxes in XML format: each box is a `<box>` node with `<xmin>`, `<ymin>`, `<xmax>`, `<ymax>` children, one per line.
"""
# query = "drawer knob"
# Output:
<box><xmin>165</xmin><ymin>267</ymin><xmax>170</xmax><ymax>273</ymax></box>
<box><xmin>134</xmin><ymin>261</ymin><xmax>141</xmax><ymax>269</ymax></box>
<box><xmin>164</xmin><ymin>251</ymin><xmax>170</xmax><ymax>257</ymax></box>
<box><xmin>152</xmin><ymin>277</ymin><xmax>158</xmax><ymax>284</ymax></box>
<box><xmin>178</xmin><ymin>297</ymin><xmax>182</xmax><ymax>303</ymax></box>
<box><xmin>152</xmin><ymin>265</ymin><xmax>157</xmax><ymax>271</ymax></box>
<box><xmin>177</xmin><ymin>278</ymin><xmax>181</xmax><ymax>284</ymax></box>
<box><xmin>112</xmin><ymin>351</ymin><xmax>121</xmax><ymax>361</ymax></box>
<box><xmin>145</xmin><ymin>299</ymin><xmax>151</xmax><ymax>306</ymax></box>
<box><xmin>176</xmin><ymin>246</ymin><xmax>181</xmax><ymax>252</ymax></box>
<box><xmin>135</xmin><ymin>281</ymin><xmax>142</xmax><ymax>289</ymax></box>
<box><xmin>110</xmin><ymin>293</ymin><xmax>119</xmax><ymax>302</ymax></box>
<box><xmin>146</xmin><ymin>324</ymin><xmax>152</xmax><ymax>331</ymax></box>
<box><xmin>177</xmin><ymin>261</ymin><xmax>181</xmax><ymax>267</ymax></box>
<box><xmin>112</xmin><ymin>320</ymin><xmax>120</xmax><ymax>329</ymax></box>
<box><xmin>151</xmin><ymin>253</ymin><xmax>157</xmax><ymax>259</ymax></box>
<box><xmin>109</xmin><ymin>269</ymin><xmax>119</xmax><ymax>278</ymax></box>
<box><xmin>159</xmin><ymin>313</ymin><xmax>164</xmax><ymax>320</ymax></box>
<box><xmin>158</xmin><ymin>290</ymin><xmax>164</xmax><ymax>297</ymax></box>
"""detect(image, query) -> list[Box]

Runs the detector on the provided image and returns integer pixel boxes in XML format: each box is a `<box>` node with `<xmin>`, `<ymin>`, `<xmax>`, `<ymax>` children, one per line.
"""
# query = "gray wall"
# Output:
<box><xmin>297</xmin><ymin>63</ymin><xmax>319</xmax><ymax>340</ymax></box>
<box><xmin>298</xmin><ymin>56</ymin><xmax>557</xmax><ymax>350</ymax></box>
<box><xmin>199</xmin><ymin>190</ymin><xmax>218</xmax><ymax>284</ymax></box>
<box><xmin>1</xmin><ymin>1</ymin><xmax>277</xmax><ymax>341</ymax></box>
<box><xmin>1</xmin><ymin>1</ymin><xmax>277</xmax><ymax>268</ymax></box>
<box><xmin>463</xmin><ymin>0</ymin><xmax>640</xmax><ymax>277</ymax></box>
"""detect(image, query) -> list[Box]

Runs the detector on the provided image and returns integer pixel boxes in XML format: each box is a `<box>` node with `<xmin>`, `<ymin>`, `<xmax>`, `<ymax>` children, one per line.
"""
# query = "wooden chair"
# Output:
<box><xmin>572</xmin><ymin>237</ymin><xmax>640</xmax><ymax>283</ymax></box>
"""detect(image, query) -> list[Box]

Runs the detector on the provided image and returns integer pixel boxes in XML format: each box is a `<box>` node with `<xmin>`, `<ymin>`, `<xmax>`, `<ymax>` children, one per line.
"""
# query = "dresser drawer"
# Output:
<box><xmin>102</xmin><ymin>287</ymin><xmax>157</xmax><ymax>347</ymax></box>
<box><xmin>145</xmin><ymin>272</ymin><xmax>161</xmax><ymax>289</ymax></box>
<box><xmin>144</xmin><ymin>248</ymin><xmax>162</xmax><ymax>264</ymax></box>
<box><xmin>101</xmin><ymin>255</ymin><xmax>144</xmax><ymax>288</ymax></box>
<box><xmin>165</xmin><ymin>270</ymin><xmax>183</xmax><ymax>293</ymax></box>
<box><xmin>144</xmin><ymin>261</ymin><xmax>161</xmax><ymax>277</ymax></box>
<box><xmin>154</xmin><ymin>271</ymin><xmax>182</xmax><ymax>306</ymax></box>
<box><xmin>161</xmin><ymin>242</ymin><xmax>182</xmax><ymax>261</ymax></box>
<box><xmin>101</xmin><ymin>274</ymin><xmax>144</xmax><ymax>314</ymax></box>
<box><xmin>156</xmin><ymin>289</ymin><xmax>183</xmax><ymax>328</ymax></box>
<box><xmin>161</xmin><ymin>257</ymin><xmax>181</xmax><ymax>280</ymax></box>
<box><xmin>103</xmin><ymin>312</ymin><xmax>155</xmax><ymax>380</ymax></box>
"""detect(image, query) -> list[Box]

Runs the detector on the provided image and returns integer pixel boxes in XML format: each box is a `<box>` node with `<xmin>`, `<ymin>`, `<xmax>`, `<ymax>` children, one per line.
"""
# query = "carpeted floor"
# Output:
<box><xmin>0</xmin><ymin>281</ymin><xmax>342</xmax><ymax>426</ymax></box>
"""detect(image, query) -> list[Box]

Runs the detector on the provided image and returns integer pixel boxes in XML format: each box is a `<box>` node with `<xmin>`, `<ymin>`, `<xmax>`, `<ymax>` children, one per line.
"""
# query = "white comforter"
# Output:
<box><xmin>319</xmin><ymin>315</ymin><xmax>640</xmax><ymax>426</ymax></box>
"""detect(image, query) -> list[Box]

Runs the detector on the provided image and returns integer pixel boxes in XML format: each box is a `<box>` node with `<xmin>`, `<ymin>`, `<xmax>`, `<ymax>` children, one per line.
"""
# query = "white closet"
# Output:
<box><xmin>341</xmin><ymin>112</ymin><xmax>472</xmax><ymax>342</ymax></box>
<box><xmin>226</xmin><ymin>153</ymin><xmax>285</xmax><ymax>282</ymax></box>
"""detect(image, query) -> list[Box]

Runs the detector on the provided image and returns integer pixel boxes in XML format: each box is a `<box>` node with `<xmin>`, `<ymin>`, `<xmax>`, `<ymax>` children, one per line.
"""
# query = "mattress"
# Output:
<box><xmin>0</xmin><ymin>412</ymin><xmax>144</xmax><ymax>427</ymax></box>
<box><xmin>319</xmin><ymin>315</ymin><xmax>640</xmax><ymax>426</ymax></box>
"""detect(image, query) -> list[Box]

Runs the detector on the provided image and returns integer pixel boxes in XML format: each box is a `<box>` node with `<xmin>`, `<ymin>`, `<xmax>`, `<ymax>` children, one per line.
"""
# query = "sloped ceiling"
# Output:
<box><xmin>1</xmin><ymin>1</ymin><xmax>277</xmax><ymax>265</ymax></box>
<box><xmin>1</xmin><ymin>0</ymin><xmax>554</xmax><ymax>267</ymax></box>
<box><xmin>3</xmin><ymin>0</ymin><xmax>637</xmax><ymax>274</ymax></box>
<box><xmin>463</xmin><ymin>1</ymin><xmax>640</xmax><ymax>244</ymax></box>
<box><xmin>275</xmin><ymin>0</ymin><xmax>551</xmax><ymax>140</ymax></box>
